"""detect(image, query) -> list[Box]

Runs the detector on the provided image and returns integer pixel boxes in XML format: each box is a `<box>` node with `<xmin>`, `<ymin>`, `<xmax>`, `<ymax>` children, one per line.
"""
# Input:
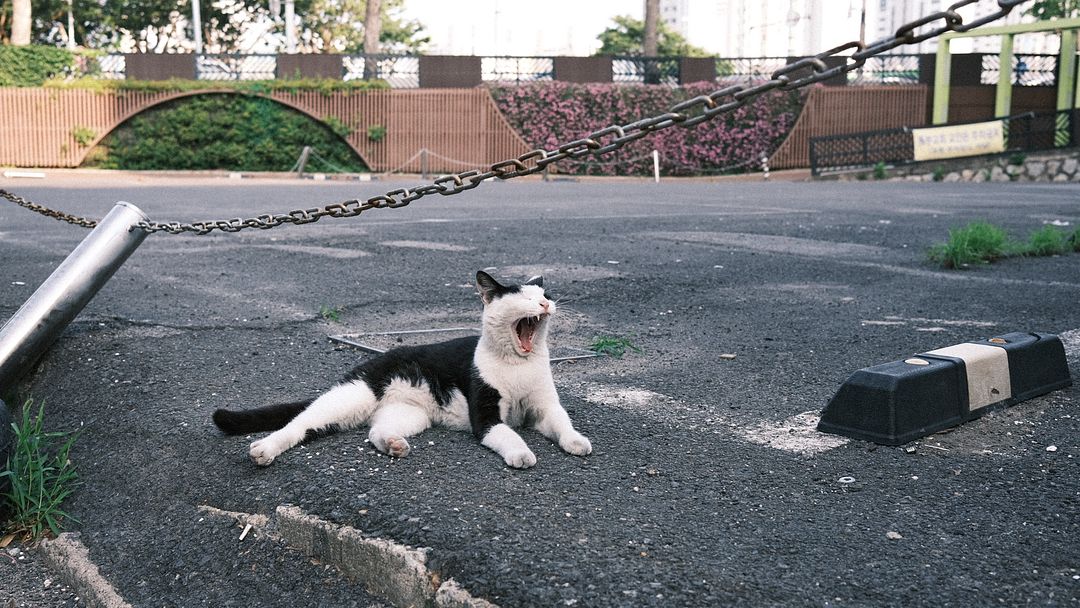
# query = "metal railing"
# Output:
<box><xmin>809</xmin><ymin>109</ymin><xmax>1079</xmax><ymax>176</ymax></box>
<box><xmin>76</xmin><ymin>51</ymin><xmax>1066</xmax><ymax>89</ymax></box>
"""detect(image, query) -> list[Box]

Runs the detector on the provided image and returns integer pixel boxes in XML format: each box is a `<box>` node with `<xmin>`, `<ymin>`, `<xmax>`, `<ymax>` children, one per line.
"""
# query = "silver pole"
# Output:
<box><xmin>192</xmin><ymin>0</ymin><xmax>204</xmax><ymax>54</ymax></box>
<box><xmin>285</xmin><ymin>0</ymin><xmax>297</xmax><ymax>54</ymax></box>
<box><xmin>0</xmin><ymin>202</ymin><xmax>149</xmax><ymax>395</ymax></box>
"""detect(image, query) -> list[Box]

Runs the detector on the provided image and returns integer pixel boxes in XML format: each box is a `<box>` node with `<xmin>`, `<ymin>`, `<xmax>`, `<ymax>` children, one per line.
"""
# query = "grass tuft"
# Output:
<box><xmin>1071</xmin><ymin>227</ymin><xmax>1080</xmax><ymax>252</ymax></box>
<box><xmin>588</xmin><ymin>336</ymin><xmax>642</xmax><ymax>358</ymax></box>
<box><xmin>928</xmin><ymin>221</ymin><xmax>1011</xmax><ymax>269</ymax></box>
<box><xmin>1</xmin><ymin>399</ymin><xmax>80</xmax><ymax>541</ymax></box>
<box><xmin>1024</xmin><ymin>225</ymin><xmax>1068</xmax><ymax>257</ymax></box>
<box><xmin>319</xmin><ymin>305</ymin><xmax>343</xmax><ymax>323</ymax></box>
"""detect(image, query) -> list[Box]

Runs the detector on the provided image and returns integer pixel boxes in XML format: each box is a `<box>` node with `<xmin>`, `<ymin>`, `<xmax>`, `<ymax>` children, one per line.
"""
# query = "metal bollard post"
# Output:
<box><xmin>0</xmin><ymin>202</ymin><xmax>149</xmax><ymax>397</ymax></box>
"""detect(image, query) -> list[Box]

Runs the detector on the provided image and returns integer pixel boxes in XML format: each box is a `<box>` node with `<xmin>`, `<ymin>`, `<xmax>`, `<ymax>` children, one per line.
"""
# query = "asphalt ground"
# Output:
<box><xmin>1</xmin><ymin>173</ymin><xmax>1078</xmax><ymax>607</ymax></box>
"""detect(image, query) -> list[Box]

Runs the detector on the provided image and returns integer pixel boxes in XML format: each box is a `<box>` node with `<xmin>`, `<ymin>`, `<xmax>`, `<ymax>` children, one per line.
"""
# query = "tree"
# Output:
<box><xmin>10</xmin><ymin>0</ymin><xmax>29</xmax><ymax>44</ymax></box>
<box><xmin>596</xmin><ymin>15</ymin><xmax>709</xmax><ymax>57</ymax></box>
<box><xmin>1024</xmin><ymin>0</ymin><xmax>1080</xmax><ymax>19</ymax></box>
<box><xmin>1</xmin><ymin>0</ymin><xmax>427</xmax><ymax>54</ymax></box>
<box><xmin>643</xmin><ymin>0</ymin><xmax>658</xmax><ymax>57</ymax></box>
<box><xmin>299</xmin><ymin>0</ymin><xmax>426</xmax><ymax>54</ymax></box>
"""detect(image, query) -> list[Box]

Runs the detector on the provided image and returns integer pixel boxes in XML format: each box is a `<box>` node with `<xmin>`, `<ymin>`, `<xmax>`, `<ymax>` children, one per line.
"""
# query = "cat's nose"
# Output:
<box><xmin>540</xmin><ymin>299</ymin><xmax>551</xmax><ymax>312</ymax></box>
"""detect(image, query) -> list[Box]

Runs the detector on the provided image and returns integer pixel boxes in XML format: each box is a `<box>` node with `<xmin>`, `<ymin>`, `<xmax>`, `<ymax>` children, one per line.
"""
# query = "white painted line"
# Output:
<box><xmin>379</xmin><ymin>240</ymin><xmax>474</xmax><ymax>252</ymax></box>
<box><xmin>2</xmin><ymin>170</ymin><xmax>46</xmax><ymax>179</ymax></box>
<box><xmin>737</xmin><ymin>411</ymin><xmax>850</xmax><ymax>456</ymax></box>
<box><xmin>582</xmin><ymin>383</ymin><xmax>848</xmax><ymax>457</ymax></box>
<box><xmin>257</xmin><ymin>244</ymin><xmax>369</xmax><ymax>259</ymax></box>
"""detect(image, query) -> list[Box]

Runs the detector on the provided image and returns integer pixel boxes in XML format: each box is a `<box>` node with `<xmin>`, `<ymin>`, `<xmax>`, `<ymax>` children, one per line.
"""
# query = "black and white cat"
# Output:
<box><xmin>212</xmin><ymin>271</ymin><xmax>591</xmax><ymax>469</ymax></box>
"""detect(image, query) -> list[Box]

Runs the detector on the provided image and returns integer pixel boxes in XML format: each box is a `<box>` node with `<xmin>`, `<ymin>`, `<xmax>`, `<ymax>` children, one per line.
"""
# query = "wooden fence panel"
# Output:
<box><xmin>0</xmin><ymin>87</ymin><xmax>528</xmax><ymax>173</ymax></box>
<box><xmin>770</xmin><ymin>86</ymin><xmax>929</xmax><ymax>169</ymax></box>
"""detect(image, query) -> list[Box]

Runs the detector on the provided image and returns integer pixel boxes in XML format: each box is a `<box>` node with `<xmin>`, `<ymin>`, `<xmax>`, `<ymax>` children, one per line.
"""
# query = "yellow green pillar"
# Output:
<box><xmin>1058</xmin><ymin>28</ymin><xmax>1078</xmax><ymax>111</ymax></box>
<box><xmin>932</xmin><ymin>36</ymin><xmax>953</xmax><ymax>125</ymax></box>
<box><xmin>1057</xmin><ymin>29</ymin><xmax>1077</xmax><ymax>146</ymax></box>
<box><xmin>995</xmin><ymin>34</ymin><xmax>1014</xmax><ymax>117</ymax></box>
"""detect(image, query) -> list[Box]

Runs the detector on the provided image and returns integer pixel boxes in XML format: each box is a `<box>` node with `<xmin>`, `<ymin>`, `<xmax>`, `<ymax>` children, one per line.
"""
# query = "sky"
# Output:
<box><xmin>398</xmin><ymin>0</ymin><xmax>650</xmax><ymax>56</ymax></box>
<box><xmin>395</xmin><ymin>1</ymin><xmax>1051</xmax><ymax>58</ymax></box>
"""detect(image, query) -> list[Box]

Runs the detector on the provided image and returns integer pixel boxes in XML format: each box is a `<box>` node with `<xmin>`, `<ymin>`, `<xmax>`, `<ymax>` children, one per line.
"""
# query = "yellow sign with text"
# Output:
<box><xmin>912</xmin><ymin>121</ymin><xmax>1005</xmax><ymax>161</ymax></box>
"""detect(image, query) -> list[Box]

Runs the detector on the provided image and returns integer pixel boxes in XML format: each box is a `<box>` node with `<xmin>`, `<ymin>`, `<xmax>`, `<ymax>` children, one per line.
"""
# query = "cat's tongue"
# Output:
<box><xmin>516</xmin><ymin>317</ymin><xmax>538</xmax><ymax>353</ymax></box>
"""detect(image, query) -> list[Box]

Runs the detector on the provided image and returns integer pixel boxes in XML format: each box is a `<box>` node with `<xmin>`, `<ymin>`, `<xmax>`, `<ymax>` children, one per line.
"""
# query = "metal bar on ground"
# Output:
<box><xmin>0</xmin><ymin>202</ymin><xmax>149</xmax><ymax>397</ymax></box>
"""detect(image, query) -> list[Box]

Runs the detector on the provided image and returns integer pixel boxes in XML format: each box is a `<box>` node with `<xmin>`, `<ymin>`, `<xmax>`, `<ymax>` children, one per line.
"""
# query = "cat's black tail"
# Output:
<box><xmin>212</xmin><ymin>399</ymin><xmax>313</xmax><ymax>435</ymax></box>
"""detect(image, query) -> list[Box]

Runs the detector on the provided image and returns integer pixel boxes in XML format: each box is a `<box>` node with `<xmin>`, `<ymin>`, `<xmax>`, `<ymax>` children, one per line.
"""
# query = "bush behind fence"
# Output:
<box><xmin>490</xmin><ymin>81</ymin><xmax>804</xmax><ymax>176</ymax></box>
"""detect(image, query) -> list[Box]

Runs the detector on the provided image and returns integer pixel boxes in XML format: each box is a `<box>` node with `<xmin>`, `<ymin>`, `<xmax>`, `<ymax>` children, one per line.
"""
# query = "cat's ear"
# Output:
<box><xmin>524</xmin><ymin>275</ymin><xmax>544</xmax><ymax>287</ymax></box>
<box><xmin>476</xmin><ymin>271</ymin><xmax>505</xmax><ymax>304</ymax></box>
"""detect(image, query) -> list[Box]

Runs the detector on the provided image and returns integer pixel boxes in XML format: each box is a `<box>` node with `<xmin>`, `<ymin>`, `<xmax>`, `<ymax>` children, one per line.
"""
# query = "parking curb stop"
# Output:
<box><xmin>817</xmin><ymin>332</ymin><xmax>1072</xmax><ymax>445</ymax></box>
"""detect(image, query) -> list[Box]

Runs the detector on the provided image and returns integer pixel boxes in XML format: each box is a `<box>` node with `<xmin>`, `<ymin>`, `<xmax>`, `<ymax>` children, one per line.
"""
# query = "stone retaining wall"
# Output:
<box><xmin>829</xmin><ymin>148</ymin><xmax>1080</xmax><ymax>183</ymax></box>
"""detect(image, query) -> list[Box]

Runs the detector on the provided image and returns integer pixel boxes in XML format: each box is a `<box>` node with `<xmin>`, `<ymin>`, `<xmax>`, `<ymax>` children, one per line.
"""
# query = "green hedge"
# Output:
<box><xmin>0</xmin><ymin>46</ymin><xmax>75</xmax><ymax>86</ymax></box>
<box><xmin>84</xmin><ymin>93</ymin><xmax>367</xmax><ymax>173</ymax></box>
<box><xmin>46</xmin><ymin>77</ymin><xmax>389</xmax><ymax>94</ymax></box>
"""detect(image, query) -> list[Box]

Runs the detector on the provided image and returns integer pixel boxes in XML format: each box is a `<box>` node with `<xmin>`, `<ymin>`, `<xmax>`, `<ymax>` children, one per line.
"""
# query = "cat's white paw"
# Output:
<box><xmin>504</xmin><ymin>448</ymin><xmax>537</xmax><ymax>469</ymax></box>
<box><xmin>385</xmin><ymin>437</ymin><xmax>411</xmax><ymax>458</ymax></box>
<box><xmin>560</xmin><ymin>433</ymin><xmax>592</xmax><ymax>457</ymax></box>
<box><xmin>249</xmin><ymin>439</ymin><xmax>280</xmax><ymax>466</ymax></box>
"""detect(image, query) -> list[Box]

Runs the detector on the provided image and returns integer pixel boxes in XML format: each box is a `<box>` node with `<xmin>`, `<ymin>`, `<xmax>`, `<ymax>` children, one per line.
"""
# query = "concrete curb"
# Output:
<box><xmin>198</xmin><ymin>503</ymin><xmax>498</xmax><ymax>608</ymax></box>
<box><xmin>38</xmin><ymin>533</ymin><xmax>132</xmax><ymax>608</ymax></box>
<box><xmin>276</xmin><ymin>505</ymin><xmax>434</xmax><ymax>607</ymax></box>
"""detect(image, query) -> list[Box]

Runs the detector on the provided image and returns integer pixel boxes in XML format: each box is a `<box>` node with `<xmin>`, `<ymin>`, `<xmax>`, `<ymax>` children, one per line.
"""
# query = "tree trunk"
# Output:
<box><xmin>11</xmin><ymin>0</ymin><xmax>31</xmax><ymax>46</ymax></box>
<box><xmin>362</xmin><ymin>0</ymin><xmax>383</xmax><ymax>80</ymax></box>
<box><xmin>643</xmin><ymin>0</ymin><xmax>659</xmax><ymax>56</ymax></box>
<box><xmin>643</xmin><ymin>0</ymin><xmax>660</xmax><ymax>83</ymax></box>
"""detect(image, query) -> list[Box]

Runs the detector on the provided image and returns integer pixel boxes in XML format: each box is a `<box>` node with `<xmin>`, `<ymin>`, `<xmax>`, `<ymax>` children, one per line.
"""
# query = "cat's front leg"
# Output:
<box><xmin>481</xmin><ymin>423</ymin><xmax>537</xmax><ymax>468</ymax></box>
<box><xmin>532</xmin><ymin>389</ymin><xmax>592</xmax><ymax>457</ymax></box>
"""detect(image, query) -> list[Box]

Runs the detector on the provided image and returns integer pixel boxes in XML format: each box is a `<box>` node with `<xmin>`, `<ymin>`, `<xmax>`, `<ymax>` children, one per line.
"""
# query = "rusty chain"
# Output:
<box><xmin>0</xmin><ymin>189</ymin><xmax>98</xmax><ymax>229</ymax></box>
<box><xmin>1</xmin><ymin>0</ymin><xmax>1028</xmax><ymax>236</ymax></box>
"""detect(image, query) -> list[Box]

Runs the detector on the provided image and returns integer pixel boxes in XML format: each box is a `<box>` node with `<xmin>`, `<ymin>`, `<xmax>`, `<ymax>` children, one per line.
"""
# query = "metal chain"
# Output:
<box><xmin>0</xmin><ymin>189</ymin><xmax>98</xmax><ymax>229</ymax></box>
<box><xmin>2</xmin><ymin>0</ymin><xmax>1027</xmax><ymax>236</ymax></box>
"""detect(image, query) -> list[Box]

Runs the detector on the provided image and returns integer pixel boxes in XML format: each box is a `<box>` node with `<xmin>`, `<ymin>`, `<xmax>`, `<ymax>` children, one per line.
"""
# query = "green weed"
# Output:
<box><xmin>319</xmin><ymin>305</ymin><xmax>343</xmax><ymax>322</ymax></box>
<box><xmin>70</xmin><ymin>126</ymin><xmax>96</xmax><ymax>147</ymax></box>
<box><xmin>872</xmin><ymin>161</ymin><xmax>887</xmax><ymax>180</ymax></box>
<box><xmin>1071</xmin><ymin>227</ymin><xmax>1080</xmax><ymax>252</ymax></box>
<box><xmin>366</xmin><ymin>124</ymin><xmax>387</xmax><ymax>142</ymax></box>
<box><xmin>588</xmin><ymin>336</ymin><xmax>642</xmax><ymax>358</ymax></box>
<box><xmin>323</xmin><ymin>116</ymin><xmax>352</xmax><ymax>138</ymax></box>
<box><xmin>928</xmin><ymin>221</ymin><xmax>1011</xmax><ymax>268</ymax></box>
<box><xmin>1</xmin><ymin>400</ymin><xmax>80</xmax><ymax>541</ymax></box>
<box><xmin>1024</xmin><ymin>225</ymin><xmax>1068</xmax><ymax>256</ymax></box>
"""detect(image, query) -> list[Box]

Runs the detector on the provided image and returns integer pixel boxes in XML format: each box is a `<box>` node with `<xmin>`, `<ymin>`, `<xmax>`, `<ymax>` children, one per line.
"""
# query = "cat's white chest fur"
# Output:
<box><xmin>474</xmin><ymin>346</ymin><xmax>555</xmax><ymax>426</ymax></box>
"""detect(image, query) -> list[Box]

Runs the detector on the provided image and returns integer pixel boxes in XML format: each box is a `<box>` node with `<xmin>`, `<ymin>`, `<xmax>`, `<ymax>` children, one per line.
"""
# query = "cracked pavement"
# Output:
<box><xmin>1</xmin><ymin>173</ymin><xmax>1078</xmax><ymax>606</ymax></box>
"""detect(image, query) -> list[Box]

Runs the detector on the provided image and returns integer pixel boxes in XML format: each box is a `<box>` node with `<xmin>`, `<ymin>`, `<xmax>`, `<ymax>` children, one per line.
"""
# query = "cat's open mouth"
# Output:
<box><xmin>514</xmin><ymin>314</ymin><xmax>548</xmax><ymax>354</ymax></box>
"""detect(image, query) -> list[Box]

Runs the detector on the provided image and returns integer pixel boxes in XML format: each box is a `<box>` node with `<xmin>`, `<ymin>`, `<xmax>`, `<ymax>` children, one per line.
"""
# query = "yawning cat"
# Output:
<box><xmin>212</xmin><ymin>271</ymin><xmax>591</xmax><ymax>469</ymax></box>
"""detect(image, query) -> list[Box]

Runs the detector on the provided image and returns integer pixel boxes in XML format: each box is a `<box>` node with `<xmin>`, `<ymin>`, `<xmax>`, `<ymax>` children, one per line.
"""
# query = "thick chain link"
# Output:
<box><xmin>0</xmin><ymin>189</ymin><xmax>98</xmax><ymax>228</ymax></box>
<box><xmin>2</xmin><ymin>0</ymin><xmax>1027</xmax><ymax>236</ymax></box>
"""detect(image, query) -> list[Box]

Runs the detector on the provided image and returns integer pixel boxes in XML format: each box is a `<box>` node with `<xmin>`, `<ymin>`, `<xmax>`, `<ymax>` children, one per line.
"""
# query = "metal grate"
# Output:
<box><xmin>848</xmin><ymin>54</ymin><xmax>921</xmax><ymax>85</ymax></box>
<box><xmin>343</xmin><ymin>55</ymin><xmax>419</xmax><ymax>88</ymax></box>
<box><xmin>715</xmin><ymin>57</ymin><xmax>788</xmax><ymax>85</ymax></box>
<box><xmin>981</xmin><ymin>54</ymin><xmax>1057</xmax><ymax>86</ymax></box>
<box><xmin>95</xmin><ymin>54</ymin><xmax>126</xmax><ymax>80</ymax></box>
<box><xmin>810</xmin><ymin>109</ymin><xmax>1079</xmax><ymax>176</ymax></box>
<box><xmin>197</xmin><ymin>54</ymin><xmax>277</xmax><ymax>80</ymax></box>
<box><xmin>612</xmin><ymin>57</ymin><xmax>680</xmax><ymax>85</ymax></box>
<box><xmin>329</xmin><ymin>328</ymin><xmax>599</xmax><ymax>363</ymax></box>
<box><xmin>482</xmin><ymin>57</ymin><xmax>554</xmax><ymax>84</ymax></box>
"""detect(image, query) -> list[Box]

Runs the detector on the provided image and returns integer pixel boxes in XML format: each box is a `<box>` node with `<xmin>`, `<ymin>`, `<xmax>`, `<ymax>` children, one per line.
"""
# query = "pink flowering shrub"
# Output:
<box><xmin>489</xmin><ymin>81</ymin><xmax>805</xmax><ymax>176</ymax></box>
